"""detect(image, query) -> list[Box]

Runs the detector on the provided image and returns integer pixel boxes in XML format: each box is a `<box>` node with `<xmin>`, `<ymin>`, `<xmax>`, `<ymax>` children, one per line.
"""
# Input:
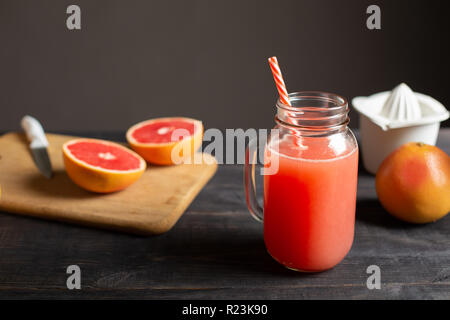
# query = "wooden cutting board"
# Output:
<box><xmin>0</xmin><ymin>132</ymin><xmax>217</xmax><ymax>235</ymax></box>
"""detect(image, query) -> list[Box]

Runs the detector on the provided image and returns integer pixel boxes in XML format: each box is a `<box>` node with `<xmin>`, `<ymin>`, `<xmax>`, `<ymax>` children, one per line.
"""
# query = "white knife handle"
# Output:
<box><xmin>21</xmin><ymin>115</ymin><xmax>49</xmax><ymax>148</ymax></box>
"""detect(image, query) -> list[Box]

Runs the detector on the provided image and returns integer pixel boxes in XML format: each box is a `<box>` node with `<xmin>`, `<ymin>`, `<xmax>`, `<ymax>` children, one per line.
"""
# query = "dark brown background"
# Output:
<box><xmin>0</xmin><ymin>0</ymin><xmax>448</xmax><ymax>132</ymax></box>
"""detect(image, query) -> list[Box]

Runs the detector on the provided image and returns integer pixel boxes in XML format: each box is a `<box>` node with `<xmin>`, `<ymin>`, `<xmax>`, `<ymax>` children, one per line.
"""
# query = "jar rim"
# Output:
<box><xmin>275</xmin><ymin>91</ymin><xmax>350</xmax><ymax>136</ymax></box>
<box><xmin>276</xmin><ymin>91</ymin><xmax>348</xmax><ymax>112</ymax></box>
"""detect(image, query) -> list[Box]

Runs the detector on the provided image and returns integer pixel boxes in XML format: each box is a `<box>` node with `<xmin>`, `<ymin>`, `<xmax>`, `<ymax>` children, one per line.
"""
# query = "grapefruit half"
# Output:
<box><xmin>63</xmin><ymin>139</ymin><xmax>146</xmax><ymax>193</ymax></box>
<box><xmin>126</xmin><ymin>117</ymin><xmax>203</xmax><ymax>165</ymax></box>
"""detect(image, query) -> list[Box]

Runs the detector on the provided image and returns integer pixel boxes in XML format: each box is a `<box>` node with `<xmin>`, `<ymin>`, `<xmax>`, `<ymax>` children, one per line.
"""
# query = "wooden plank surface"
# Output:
<box><xmin>0</xmin><ymin>130</ymin><xmax>449</xmax><ymax>299</ymax></box>
<box><xmin>0</xmin><ymin>133</ymin><xmax>217</xmax><ymax>235</ymax></box>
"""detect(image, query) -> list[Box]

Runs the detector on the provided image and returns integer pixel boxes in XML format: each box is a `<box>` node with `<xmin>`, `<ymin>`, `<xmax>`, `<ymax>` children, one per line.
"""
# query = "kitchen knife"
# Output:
<box><xmin>21</xmin><ymin>115</ymin><xmax>53</xmax><ymax>179</ymax></box>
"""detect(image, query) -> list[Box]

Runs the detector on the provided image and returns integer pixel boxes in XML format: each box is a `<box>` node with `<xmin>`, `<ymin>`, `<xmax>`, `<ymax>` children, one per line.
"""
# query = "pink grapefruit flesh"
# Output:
<box><xmin>130</xmin><ymin>120</ymin><xmax>196</xmax><ymax>144</ymax></box>
<box><xmin>66</xmin><ymin>141</ymin><xmax>142</xmax><ymax>171</ymax></box>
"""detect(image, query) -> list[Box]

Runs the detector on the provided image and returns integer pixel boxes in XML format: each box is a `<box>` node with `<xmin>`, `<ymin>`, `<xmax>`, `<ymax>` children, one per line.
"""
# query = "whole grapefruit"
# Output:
<box><xmin>375</xmin><ymin>142</ymin><xmax>450</xmax><ymax>224</ymax></box>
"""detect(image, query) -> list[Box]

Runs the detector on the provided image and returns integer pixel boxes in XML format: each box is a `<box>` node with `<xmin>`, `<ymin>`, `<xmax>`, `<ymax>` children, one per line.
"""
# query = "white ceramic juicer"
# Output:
<box><xmin>352</xmin><ymin>83</ymin><xmax>449</xmax><ymax>174</ymax></box>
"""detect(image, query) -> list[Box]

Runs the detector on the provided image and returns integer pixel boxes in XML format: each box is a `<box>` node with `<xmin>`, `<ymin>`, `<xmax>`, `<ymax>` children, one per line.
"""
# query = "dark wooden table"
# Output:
<box><xmin>0</xmin><ymin>130</ymin><xmax>449</xmax><ymax>299</ymax></box>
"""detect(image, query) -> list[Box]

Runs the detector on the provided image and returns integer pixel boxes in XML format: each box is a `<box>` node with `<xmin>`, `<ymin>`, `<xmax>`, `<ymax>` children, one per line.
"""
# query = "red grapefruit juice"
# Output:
<box><xmin>263</xmin><ymin>136</ymin><xmax>358</xmax><ymax>272</ymax></box>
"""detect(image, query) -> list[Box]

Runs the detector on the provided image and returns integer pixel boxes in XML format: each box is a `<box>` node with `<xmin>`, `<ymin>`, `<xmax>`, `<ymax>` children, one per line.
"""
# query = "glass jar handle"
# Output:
<box><xmin>244</xmin><ymin>138</ymin><xmax>263</xmax><ymax>222</ymax></box>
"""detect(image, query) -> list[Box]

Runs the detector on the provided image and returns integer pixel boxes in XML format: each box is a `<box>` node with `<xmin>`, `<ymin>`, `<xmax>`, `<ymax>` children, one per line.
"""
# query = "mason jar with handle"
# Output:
<box><xmin>244</xmin><ymin>91</ymin><xmax>359</xmax><ymax>272</ymax></box>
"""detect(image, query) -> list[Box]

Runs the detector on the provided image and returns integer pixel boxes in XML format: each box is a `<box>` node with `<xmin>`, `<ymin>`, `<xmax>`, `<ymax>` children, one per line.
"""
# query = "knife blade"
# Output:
<box><xmin>21</xmin><ymin>115</ymin><xmax>53</xmax><ymax>179</ymax></box>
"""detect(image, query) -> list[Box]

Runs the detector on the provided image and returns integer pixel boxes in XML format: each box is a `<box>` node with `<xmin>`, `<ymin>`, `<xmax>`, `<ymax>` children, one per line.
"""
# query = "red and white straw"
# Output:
<box><xmin>268</xmin><ymin>56</ymin><xmax>291</xmax><ymax>106</ymax></box>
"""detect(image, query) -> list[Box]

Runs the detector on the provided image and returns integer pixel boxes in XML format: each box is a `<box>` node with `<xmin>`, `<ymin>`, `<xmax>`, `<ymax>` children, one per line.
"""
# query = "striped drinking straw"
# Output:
<box><xmin>268</xmin><ymin>56</ymin><xmax>305</xmax><ymax>148</ymax></box>
<box><xmin>268</xmin><ymin>56</ymin><xmax>291</xmax><ymax>106</ymax></box>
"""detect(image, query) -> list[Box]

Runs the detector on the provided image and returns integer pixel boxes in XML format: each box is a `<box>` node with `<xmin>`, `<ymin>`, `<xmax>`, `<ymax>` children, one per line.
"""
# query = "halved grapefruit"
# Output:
<box><xmin>126</xmin><ymin>117</ymin><xmax>203</xmax><ymax>165</ymax></box>
<box><xmin>63</xmin><ymin>139</ymin><xmax>146</xmax><ymax>193</ymax></box>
